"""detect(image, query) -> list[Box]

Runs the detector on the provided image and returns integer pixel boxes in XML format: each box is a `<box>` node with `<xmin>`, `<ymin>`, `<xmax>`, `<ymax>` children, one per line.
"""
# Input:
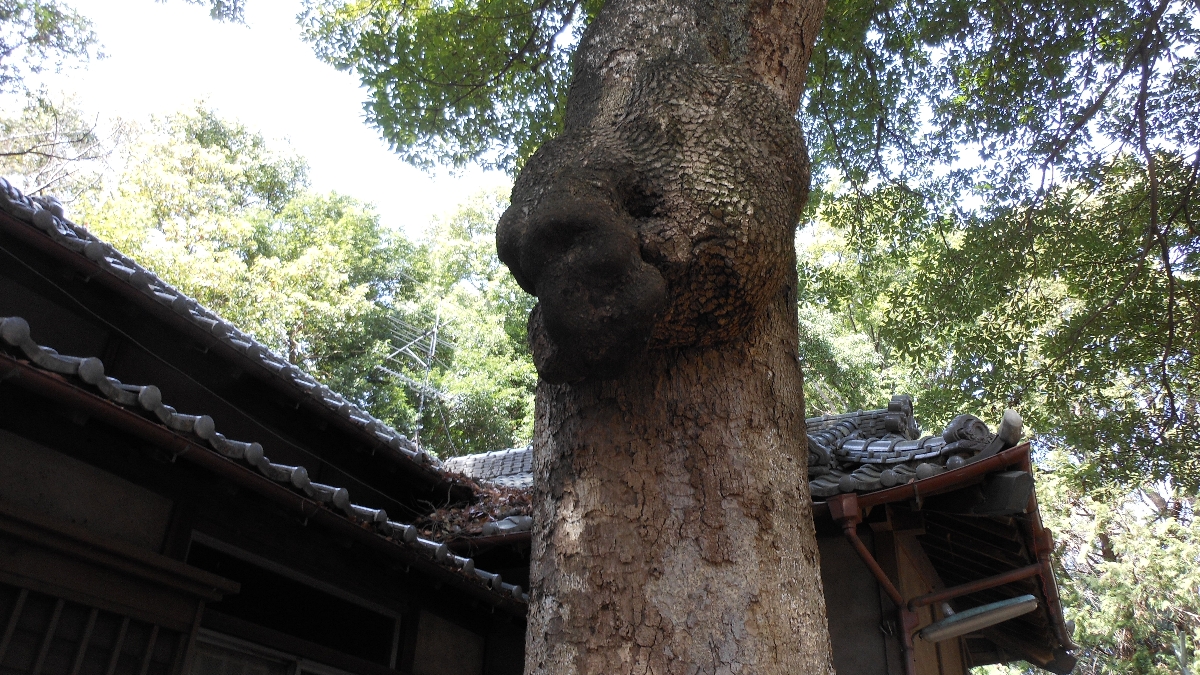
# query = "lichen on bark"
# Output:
<box><xmin>496</xmin><ymin>0</ymin><xmax>834</xmax><ymax>672</ymax></box>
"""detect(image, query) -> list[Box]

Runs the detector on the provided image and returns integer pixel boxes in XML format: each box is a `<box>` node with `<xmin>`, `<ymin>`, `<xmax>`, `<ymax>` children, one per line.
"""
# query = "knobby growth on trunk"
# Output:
<box><xmin>496</xmin><ymin>0</ymin><xmax>832</xmax><ymax>672</ymax></box>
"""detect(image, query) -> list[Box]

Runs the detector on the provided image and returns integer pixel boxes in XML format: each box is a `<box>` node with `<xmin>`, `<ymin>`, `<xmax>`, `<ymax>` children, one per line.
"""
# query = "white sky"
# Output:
<box><xmin>33</xmin><ymin>0</ymin><xmax>509</xmax><ymax>237</ymax></box>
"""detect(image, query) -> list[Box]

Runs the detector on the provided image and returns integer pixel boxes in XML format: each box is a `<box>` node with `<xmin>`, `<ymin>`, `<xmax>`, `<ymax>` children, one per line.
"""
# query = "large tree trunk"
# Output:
<box><xmin>496</xmin><ymin>1</ymin><xmax>832</xmax><ymax>673</ymax></box>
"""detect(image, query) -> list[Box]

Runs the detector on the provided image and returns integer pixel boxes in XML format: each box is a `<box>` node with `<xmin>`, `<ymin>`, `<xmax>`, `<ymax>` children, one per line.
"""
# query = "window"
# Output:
<box><xmin>191</xmin><ymin>640</ymin><xmax>291</xmax><ymax>675</ymax></box>
<box><xmin>186</xmin><ymin>540</ymin><xmax>398</xmax><ymax>666</ymax></box>
<box><xmin>191</xmin><ymin>631</ymin><xmax>357</xmax><ymax>675</ymax></box>
<box><xmin>0</xmin><ymin>579</ymin><xmax>186</xmax><ymax>675</ymax></box>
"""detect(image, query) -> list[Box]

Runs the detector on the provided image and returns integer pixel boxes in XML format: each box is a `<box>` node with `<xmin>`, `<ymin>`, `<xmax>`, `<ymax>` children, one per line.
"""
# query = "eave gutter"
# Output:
<box><xmin>812</xmin><ymin>443</ymin><xmax>1034</xmax><ymax>519</ymax></box>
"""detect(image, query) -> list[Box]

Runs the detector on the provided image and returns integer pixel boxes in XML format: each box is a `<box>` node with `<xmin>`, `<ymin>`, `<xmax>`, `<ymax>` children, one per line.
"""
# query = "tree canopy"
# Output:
<box><xmin>0</xmin><ymin>0</ymin><xmax>97</xmax><ymax>95</ymax></box>
<box><xmin>299</xmin><ymin>0</ymin><xmax>601</xmax><ymax>170</ymax></box>
<box><xmin>303</xmin><ymin>0</ymin><xmax>1199</xmax><ymax>490</ymax></box>
<box><xmin>54</xmin><ymin>107</ymin><xmax>535</xmax><ymax>459</ymax></box>
<box><xmin>799</xmin><ymin>0</ymin><xmax>1199</xmax><ymax>493</ymax></box>
<box><xmin>303</xmin><ymin>0</ymin><xmax>1200</xmax><ymax>487</ymax></box>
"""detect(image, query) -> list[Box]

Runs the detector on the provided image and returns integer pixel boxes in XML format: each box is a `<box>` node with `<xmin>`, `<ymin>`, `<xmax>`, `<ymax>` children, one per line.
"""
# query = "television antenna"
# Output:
<box><xmin>375</xmin><ymin>311</ymin><xmax>458</xmax><ymax>450</ymax></box>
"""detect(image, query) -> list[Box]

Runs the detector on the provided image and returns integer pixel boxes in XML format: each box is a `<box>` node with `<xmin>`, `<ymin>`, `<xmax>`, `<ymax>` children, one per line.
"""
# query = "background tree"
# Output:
<box><xmin>797</xmin><ymin>210</ymin><xmax>1200</xmax><ymax>673</ymax></box>
<box><xmin>1037</xmin><ymin>457</ymin><xmax>1200</xmax><ymax>675</ymax></box>
<box><xmin>177</xmin><ymin>0</ymin><xmax>246</xmax><ymax>22</ymax></box>
<box><xmin>69</xmin><ymin>106</ymin><xmax>536</xmax><ymax>458</ymax></box>
<box><xmin>0</xmin><ymin>0</ymin><xmax>97</xmax><ymax>95</ymax></box>
<box><xmin>0</xmin><ymin>0</ymin><xmax>254</xmax><ymax>199</ymax></box>
<box><xmin>0</xmin><ymin>1</ymin><xmax>112</xmax><ymax>199</ymax></box>
<box><xmin>0</xmin><ymin>94</ymin><xmax>123</xmax><ymax>199</ymax></box>
<box><xmin>802</xmin><ymin>0</ymin><xmax>1199</xmax><ymax>491</ymax></box>
<box><xmin>801</xmin><ymin>4</ymin><xmax>1198</xmax><ymax>668</ymax></box>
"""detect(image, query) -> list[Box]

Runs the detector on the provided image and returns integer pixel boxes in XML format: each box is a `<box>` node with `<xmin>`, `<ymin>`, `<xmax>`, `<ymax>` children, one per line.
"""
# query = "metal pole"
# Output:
<box><xmin>414</xmin><ymin>312</ymin><xmax>440</xmax><ymax>448</ymax></box>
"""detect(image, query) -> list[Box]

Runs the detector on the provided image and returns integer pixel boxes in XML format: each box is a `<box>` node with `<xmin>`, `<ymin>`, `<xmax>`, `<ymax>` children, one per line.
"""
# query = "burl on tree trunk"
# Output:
<box><xmin>496</xmin><ymin>0</ymin><xmax>832</xmax><ymax>673</ymax></box>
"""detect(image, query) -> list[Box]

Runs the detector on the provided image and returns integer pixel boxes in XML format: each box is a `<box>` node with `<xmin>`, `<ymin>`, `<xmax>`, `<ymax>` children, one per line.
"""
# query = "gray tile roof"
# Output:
<box><xmin>0</xmin><ymin>313</ymin><xmax>528</xmax><ymax>603</ymax></box>
<box><xmin>806</xmin><ymin>394</ymin><xmax>921</xmax><ymax>440</ymax></box>
<box><xmin>807</xmin><ymin>394</ymin><xmax>1021</xmax><ymax>497</ymax></box>
<box><xmin>0</xmin><ymin>180</ymin><xmax>438</xmax><ymax>474</ymax></box>
<box><xmin>444</xmin><ymin>447</ymin><xmax>534</xmax><ymax>489</ymax></box>
<box><xmin>445</xmin><ymin>394</ymin><xmax>1024</xmax><ymax>501</ymax></box>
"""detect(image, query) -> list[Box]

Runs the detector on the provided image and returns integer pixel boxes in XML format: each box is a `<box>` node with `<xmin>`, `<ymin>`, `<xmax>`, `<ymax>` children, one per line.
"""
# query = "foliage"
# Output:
<box><xmin>0</xmin><ymin>0</ymin><xmax>251</xmax><ymax>96</ymax></box>
<box><xmin>795</xmin><ymin>220</ymin><xmax>896</xmax><ymax>414</ymax></box>
<box><xmin>1044</xmin><ymin>473</ymin><xmax>1200</xmax><ymax>674</ymax></box>
<box><xmin>804</xmin><ymin>0</ymin><xmax>1200</xmax><ymax>185</ymax></box>
<box><xmin>796</xmin><ymin>203</ymin><xmax>936</xmax><ymax>414</ymax></box>
<box><xmin>798</xmin><ymin>160</ymin><xmax>1200</xmax><ymax>675</ymax></box>
<box><xmin>174</xmin><ymin>0</ymin><xmax>247</xmax><ymax>23</ymax></box>
<box><xmin>792</xmin><ymin>2</ymin><xmax>1199</xmax><ymax>664</ymax></box>
<box><xmin>0</xmin><ymin>0</ymin><xmax>241</xmax><ymax>190</ymax></box>
<box><xmin>78</xmin><ymin>107</ymin><xmax>412</xmax><ymax>413</ymax></box>
<box><xmin>801</xmin><ymin>153</ymin><xmax>1199</xmax><ymax>490</ymax></box>
<box><xmin>800</xmin><ymin>160</ymin><xmax>1198</xmax><ymax>672</ymax></box>
<box><xmin>0</xmin><ymin>0</ymin><xmax>97</xmax><ymax>95</ymax></box>
<box><xmin>299</xmin><ymin>0</ymin><xmax>602</xmax><ymax>170</ymax></box>
<box><xmin>799</xmin><ymin>0</ymin><xmax>1200</xmax><ymax>487</ymax></box>
<box><xmin>797</xmin><ymin>302</ymin><xmax>888</xmax><ymax>415</ymax></box>
<box><xmin>75</xmin><ymin>106</ymin><xmax>532</xmax><ymax>458</ymax></box>
<box><xmin>972</xmin><ymin>456</ymin><xmax>1200</xmax><ymax>675</ymax></box>
<box><xmin>301</xmin><ymin>0</ymin><xmax>1199</xmax><ymax>484</ymax></box>
<box><xmin>297</xmin><ymin>0</ymin><xmax>1200</xmax><ymax>483</ymax></box>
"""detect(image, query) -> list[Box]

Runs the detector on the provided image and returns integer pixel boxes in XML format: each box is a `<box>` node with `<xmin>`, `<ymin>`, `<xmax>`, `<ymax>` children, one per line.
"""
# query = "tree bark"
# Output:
<box><xmin>496</xmin><ymin>0</ymin><xmax>832</xmax><ymax>673</ymax></box>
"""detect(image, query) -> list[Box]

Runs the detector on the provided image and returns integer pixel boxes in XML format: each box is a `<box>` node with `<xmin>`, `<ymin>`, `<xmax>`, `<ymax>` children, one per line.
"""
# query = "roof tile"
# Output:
<box><xmin>0</xmin><ymin>314</ymin><xmax>526</xmax><ymax>603</ymax></box>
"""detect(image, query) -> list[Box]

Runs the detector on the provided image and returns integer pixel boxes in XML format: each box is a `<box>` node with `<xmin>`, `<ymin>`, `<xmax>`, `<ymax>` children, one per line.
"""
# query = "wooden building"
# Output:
<box><xmin>0</xmin><ymin>178</ymin><xmax>1075</xmax><ymax>675</ymax></box>
<box><xmin>0</xmin><ymin>182</ymin><xmax>525</xmax><ymax>675</ymax></box>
